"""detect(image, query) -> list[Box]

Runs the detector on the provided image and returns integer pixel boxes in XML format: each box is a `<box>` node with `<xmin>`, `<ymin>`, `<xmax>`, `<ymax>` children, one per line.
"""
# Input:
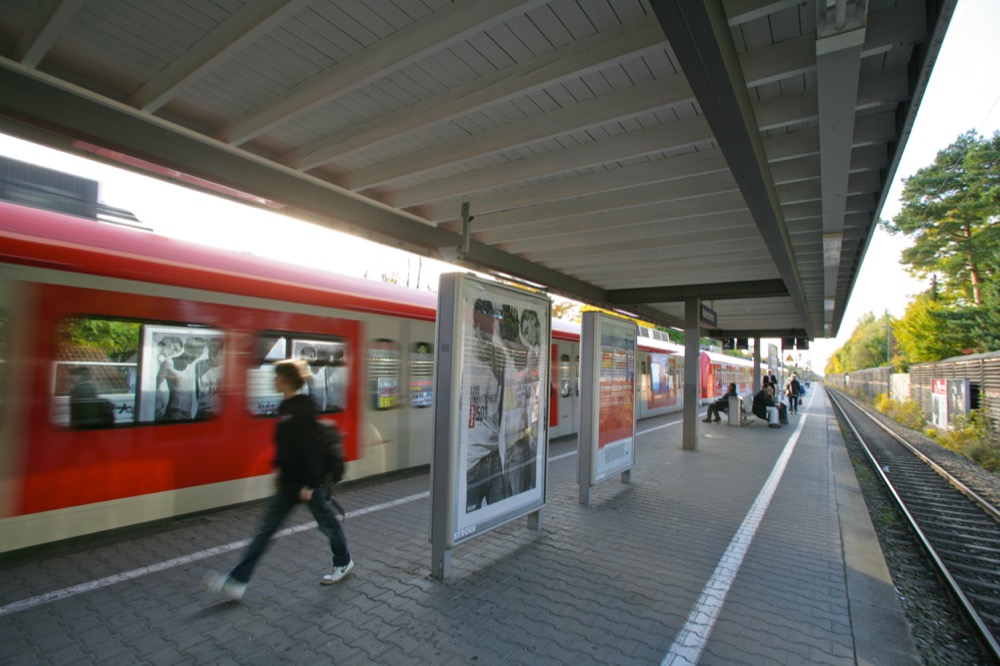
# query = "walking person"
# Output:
<box><xmin>205</xmin><ymin>359</ymin><xmax>352</xmax><ymax>600</ymax></box>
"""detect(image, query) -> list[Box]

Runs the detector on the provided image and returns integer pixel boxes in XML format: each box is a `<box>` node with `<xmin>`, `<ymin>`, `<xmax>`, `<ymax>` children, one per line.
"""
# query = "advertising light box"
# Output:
<box><xmin>579</xmin><ymin>312</ymin><xmax>636</xmax><ymax>491</ymax></box>
<box><xmin>430</xmin><ymin>274</ymin><xmax>551</xmax><ymax>550</ymax></box>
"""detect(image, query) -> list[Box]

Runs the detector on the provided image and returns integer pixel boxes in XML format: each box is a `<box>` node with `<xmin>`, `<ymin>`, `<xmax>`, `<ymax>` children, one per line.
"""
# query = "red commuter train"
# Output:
<box><xmin>0</xmin><ymin>200</ymin><xmax>752</xmax><ymax>553</ymax></box>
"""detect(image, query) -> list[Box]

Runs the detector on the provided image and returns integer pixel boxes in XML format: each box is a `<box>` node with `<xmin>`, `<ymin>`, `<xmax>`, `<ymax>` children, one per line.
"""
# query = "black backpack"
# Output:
<box><xmin>317</xmin><ymin>420</ymin><xmax>345</xmax><ymax>486</ymax></box>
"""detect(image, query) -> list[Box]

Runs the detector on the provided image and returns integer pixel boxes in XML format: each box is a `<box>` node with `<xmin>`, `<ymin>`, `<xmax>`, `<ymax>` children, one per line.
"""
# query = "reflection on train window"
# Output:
<box><xmin>559</xmin><ymin>354</ymin><xmax>571</xmax><ymax>398</ymax></box>
<box><xmin>51</xmin><ymin>317</ymin><xmax>139</xmax><ymax>428</ymax></box>
<box><xmin>575</xmin><ymin>355</ymin><xmax>581</xmax><ymax>396</ymax></box>
<box><xmin>0</xmin><ymin>310</ymin><xmax>7</xmax><ymax>427</ymax></box>
<box><xmin>247</xmin><ymin>333</ymin><xmax>348</xmax><ymax>416</ymax></box>
<box><xmin>410</xmin><ymin>342</ymin><xmax>433</xmax><ymax>408</ymax></box>
<box><xmin>142</xmin><ymin>324</ymin><xmax>225</xmax><ymax>423</ymax></box>
<box><xmin>369</xmin><ymin>338</ymin><xmax>400</xmax><ymax>410</ymax></box>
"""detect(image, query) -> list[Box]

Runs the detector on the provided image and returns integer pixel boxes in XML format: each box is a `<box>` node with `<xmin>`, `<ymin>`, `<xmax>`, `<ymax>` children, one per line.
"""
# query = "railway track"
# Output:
<box><xmin>828</xmin><ymin>388</ymin><xmax>1000</xmax><ymax>662</ymax></box>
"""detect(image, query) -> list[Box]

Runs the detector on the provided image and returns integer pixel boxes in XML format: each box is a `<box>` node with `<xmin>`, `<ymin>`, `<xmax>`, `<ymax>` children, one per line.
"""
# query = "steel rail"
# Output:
<box><xmin>827</xmin><ymin>388</ymin><xmax>1000</xmax><ymax>662</ymax></box>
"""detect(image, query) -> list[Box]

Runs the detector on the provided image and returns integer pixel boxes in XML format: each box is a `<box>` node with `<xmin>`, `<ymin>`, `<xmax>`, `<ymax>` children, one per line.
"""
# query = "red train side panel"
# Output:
<box><xmin>18</xmin><ymin>282</ymin><xmax>363</xmax><ymax>515</ymax></box>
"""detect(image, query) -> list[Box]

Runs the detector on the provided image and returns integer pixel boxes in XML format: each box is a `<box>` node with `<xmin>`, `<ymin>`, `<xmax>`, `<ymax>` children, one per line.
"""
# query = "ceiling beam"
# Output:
<box><xmin>128</xmin><ymin>0</ymin><xmax>310</xmax><ymax>113</ymax></box>
<box><xmin>476</xmin><ymin>190</ymin><xmax>749</xmax><ymax>245</ymax></box>
<box><xmin>608</xmin><ymin>279</ymin><xmax>787</xmax><ymax>304</ymax></box>
<box><xmin>217</xmin><ymin>0</ymin><xmax>549</xmax><ymax>146</ymax></box>
<box><xmin>341</xmin><ymin>74</ymin><xmax>693</xmax><ymax>191</ymax></box>
<box><xmin>422</xmin><ymin>149</ymin><xmax>730</xmax><ymax>224</ymax></box>
<box><xmin>14</xmin><ymin>0</ymin><xmax>83</xmax><ymax>67</ymax></box>
<box><xmin>389</xmin><ymin>116</ymin><xmax>713</xmax><ymax>208</ymax></box>
<box><xmin>650</xmin><ymin>0</ymin><xmax>811</xmax><ymax>336</ymax></box>
<box><xmin>281</xmin><ymin>20</ymin><xmax>667</xmax><ymax>171</ymax></box>
<box><xmin>463</xmin><ymin>170</ymin><xmax>739</xmax><ymax>232</ymax></box>
<box><xmin>815</xmin><ymin>0</ymin><xmax>868</xmax><ymax>337</ymax></box>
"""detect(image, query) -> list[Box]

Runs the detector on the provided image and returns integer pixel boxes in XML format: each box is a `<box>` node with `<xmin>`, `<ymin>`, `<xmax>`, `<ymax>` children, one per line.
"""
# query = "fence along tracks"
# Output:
<box><xmin>827</xmin><ymin>388</ymin><xmax>1000</xmax><ymax>662</ymax></box>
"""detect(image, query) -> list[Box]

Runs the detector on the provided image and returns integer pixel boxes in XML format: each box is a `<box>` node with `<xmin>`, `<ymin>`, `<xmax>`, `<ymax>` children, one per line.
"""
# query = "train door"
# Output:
<box><xmin>362</xmin><ymin>317</ymin><xmax>404</xmax><ymax>477</ymax></box>
<box><xmin>549</xmin><ymin>340</ymin><xmax>578</xmax><ymax>439</ymax></box>
<box><xmin>636</xmin><ymin>353</ymin><xmax>650</xmax><ymax>419</ymax></box>
<box><xmin>401</xmin><ymin>319</ymin><xmax>436</xmax><ymax>469</ymax></box>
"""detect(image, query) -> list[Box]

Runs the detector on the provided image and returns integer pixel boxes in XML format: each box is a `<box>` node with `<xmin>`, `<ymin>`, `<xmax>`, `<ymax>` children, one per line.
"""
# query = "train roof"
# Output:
<box><xmin>0</xmin><ymin>201</ymin><xmax>663</xmax><ymax>343</ymax></box>
<box><xmin>0</xmin><ymin>200</ymin><xmax>440</xmax><ymax>321</ymax></box>
<box><xmin>701</xmin><ymin>349</ymin><xmax>754</xmax><ymax>367</ymax></box>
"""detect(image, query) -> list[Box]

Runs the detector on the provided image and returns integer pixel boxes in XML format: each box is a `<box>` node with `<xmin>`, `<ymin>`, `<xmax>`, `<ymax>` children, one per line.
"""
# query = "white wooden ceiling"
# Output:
<box><xmin>0</xmin><ymin>0</ymin><xmax>954</xmax><ymax>339</ymax></box>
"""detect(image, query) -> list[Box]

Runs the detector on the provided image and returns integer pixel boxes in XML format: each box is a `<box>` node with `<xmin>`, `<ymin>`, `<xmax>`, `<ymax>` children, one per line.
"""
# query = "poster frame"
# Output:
<box><xmin>139</xmin><ymin>324</ymin><xmax>225</xmax><ymax>423</ymax></box>
<box><xmin>578</xmin><ymin>311</ymin><xmax>637</xmax><ymax>496</ymax></box>
<box><xmin>430</xmin><ymin>273</ymin><xmax>552</xmax><ymax>558</ymax></box>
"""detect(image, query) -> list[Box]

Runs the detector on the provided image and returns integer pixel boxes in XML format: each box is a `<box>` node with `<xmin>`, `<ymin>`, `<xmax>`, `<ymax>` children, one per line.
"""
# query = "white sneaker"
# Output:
<box><xmin>204</xmin><ymin>571</ymin><xmax>247</xmax><ymax>600</ymax></box>
<box><xmin>321</xmin><ymin>560</ymin><xmax>354</xmax><ymax>585</ymax></box>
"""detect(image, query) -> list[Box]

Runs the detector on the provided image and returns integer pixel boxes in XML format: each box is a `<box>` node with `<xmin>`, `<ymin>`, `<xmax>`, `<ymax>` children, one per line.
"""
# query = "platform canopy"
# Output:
<box><xmin>0</xmin><ymin>0</ymin><xmax>954</xmax><ymax>339</ymax></box>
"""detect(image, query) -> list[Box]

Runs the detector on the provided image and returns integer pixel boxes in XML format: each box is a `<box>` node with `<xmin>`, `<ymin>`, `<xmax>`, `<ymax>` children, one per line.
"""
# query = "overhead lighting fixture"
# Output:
<box><xmin>817</xmin><ymin>0</ymin><xmax>868</xmax><ymax>38</ymax></box>
<box><xmin>823</xmin><ymin>233</ymin><xmax>843</xmax><ymax>267</ymax></box>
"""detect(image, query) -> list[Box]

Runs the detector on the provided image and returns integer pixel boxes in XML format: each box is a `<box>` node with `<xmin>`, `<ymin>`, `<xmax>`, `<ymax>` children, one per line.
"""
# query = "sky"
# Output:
<box><xmin>1</xmin><ymin>0</ymin><xmax>998</xmax><ymax>374</ymax></box>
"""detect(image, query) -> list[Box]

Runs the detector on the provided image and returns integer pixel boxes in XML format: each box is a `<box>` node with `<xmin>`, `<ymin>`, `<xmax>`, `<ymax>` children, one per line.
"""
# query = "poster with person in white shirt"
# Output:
<box><xmin>437</xmin><ymin>274</ymin><xmax>551</xmax><ymax>546</ymax></box>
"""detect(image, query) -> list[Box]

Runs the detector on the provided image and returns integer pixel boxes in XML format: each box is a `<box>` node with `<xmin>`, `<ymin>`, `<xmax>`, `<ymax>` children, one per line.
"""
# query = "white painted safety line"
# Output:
<box><xmin>640</xmin><ymin>416</ymin><xmax>686</xmax><ymax>434</ymax></box>
<box><xmin>0</xmin><ymin>405</ymin><xmax>749</xmax><ymax>619</ymax></box>
<box><xmin>661</xmin><ymin>415</ymin><xmax>809</xmax><ymax>666</ymax></box>
<box><xmin>0</xmin><ymin>491</ymin><xmax>430</xmax><ymax>618</ymax></box>
<box><xmin>549</xmin><ymin>414</ymin><xmax>687</xmax><ymax>463</ymax></box>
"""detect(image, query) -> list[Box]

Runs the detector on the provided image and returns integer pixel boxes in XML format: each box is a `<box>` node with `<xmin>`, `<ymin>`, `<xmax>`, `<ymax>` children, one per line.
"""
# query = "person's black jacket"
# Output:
<box><xmin>751</xmin><ymin>389</ymin><xmax>773</xmax><ymax>420</ymax></box>
<box><xmin>273</xmin><ymin>394</ymin><xmax>325</xmax><ymax>491</ymax></box>
<box><xmin>789</xmin><ymin>378</ymin><xmax>802</xmax><ymax>397</ymax></box>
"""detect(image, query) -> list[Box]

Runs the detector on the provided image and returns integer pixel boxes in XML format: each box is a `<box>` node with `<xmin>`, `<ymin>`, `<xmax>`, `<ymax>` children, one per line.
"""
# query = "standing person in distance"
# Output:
<box><xmin>205</xmin><ymin>359</ymin><xmax>352</xmax><ymax>601</ymax></box>
<box><xmin>786</xmin><ymin>374</ymin><xmax>803</xmax><ymax>414</ymax></box>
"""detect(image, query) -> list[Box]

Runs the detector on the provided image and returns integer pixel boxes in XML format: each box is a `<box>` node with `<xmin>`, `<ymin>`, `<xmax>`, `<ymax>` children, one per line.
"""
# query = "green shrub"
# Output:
<box><xmin>936</xmin><ymin>410</ymin><xmax>997</xmax><ymax>468</ymax></box>
<box><xmin>874</xmin><ymin>394</ymin><xmax>926</xmax><ymax>431</ymax></box>
<box><xmin>875</xmin><ymin>507</ymin><xmax>896</xmax><ymax>526</ymax></box>
<box><xmin>967</xmin><ymin>441</ymin><xmax>1000</xmax><ymax>472</ymax></box>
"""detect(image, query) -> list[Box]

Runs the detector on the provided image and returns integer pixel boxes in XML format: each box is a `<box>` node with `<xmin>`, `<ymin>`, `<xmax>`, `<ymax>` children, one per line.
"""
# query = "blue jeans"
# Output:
<box><xmin>230</xmin><ymin>484</ymin><xmax>350</xmax><ymax>583</ymax></box>
<box><xmin>466</xmin><ymin>448</ymin><xmax>508</xmax><ymax>512</ymax></box>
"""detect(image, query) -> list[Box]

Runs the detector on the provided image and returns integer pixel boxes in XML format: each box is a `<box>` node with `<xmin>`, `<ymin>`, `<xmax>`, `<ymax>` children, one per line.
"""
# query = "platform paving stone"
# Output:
<box><xmin>0</xmin><ymin>387</ymin><xmax>918</xmax><ymax>665</ymax></box>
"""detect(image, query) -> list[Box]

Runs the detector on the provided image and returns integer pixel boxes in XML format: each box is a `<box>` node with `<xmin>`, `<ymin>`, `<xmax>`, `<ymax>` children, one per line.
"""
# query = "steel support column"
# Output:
<box><xmin>682</xmin><ymin>297</ymin><xmax>701</xmax><ymax>451</ymax></box>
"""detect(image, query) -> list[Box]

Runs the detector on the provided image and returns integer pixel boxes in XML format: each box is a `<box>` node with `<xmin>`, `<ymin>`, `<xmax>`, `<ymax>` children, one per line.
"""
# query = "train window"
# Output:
<box><xmin>247</xmin><ymin>334</ymin><xmax>349</xmax><ymax>416</ymax></box>
<box><xmin>369</xmin><ymin>338</ymin><xmax>400</xmax><ymax>410</ymax></box>
<box><xmin>141</xmin><ymin>324</ymin><xmax>226</xmax><ymax>423</ymax></box>
<box><xmin>410</xmin><ymin>342</ymin><xmax>433</xmax><ymax>408</ymax></box>
<box><xmin>575</xmin><ymin>355</ymin><xmax>580</xmax><ymax>396</ymax></box>
<box><xmin>0</xmin><ymin>310</ymin><xmax>7</xmax><ymax>427</ymax></box>
<box><xmin>559</xmin><ymin>354</ymin><xmax>571</xmax><ymax>398</ymax></box>
<box><xmin>52</xmin><ymin>318</ymin><xmax>224</xmax><ymax>427</ymax></box>
<box><xmin>53</xmin><ymin>319</ymin><xmax>228</xmax><ymax>427</ymax></box>
<box><xmin>52</xmin><ymin>317</ymin><xmax>141</xmax><ymax>428</ymax></box>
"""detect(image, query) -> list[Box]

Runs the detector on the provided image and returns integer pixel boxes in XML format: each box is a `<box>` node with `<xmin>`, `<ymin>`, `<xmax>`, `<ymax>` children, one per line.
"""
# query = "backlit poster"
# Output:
<box><xmin>139</xmin><ymin>325</ymin><xmax>225</xmax><ymax>422</ymax></box>
<box><xmin>594</xmin><ymin>316</ymin><xmax>636</xmax><ymax>482</ymax></box>
<box><xmin>579</xmin><ymin>312</ymin><xmax>636</xmax><ymax>490</ymax></box>
<box><xmin>933</xmin><ymin>378</ymin><xmax>970</xmax><ymax>430</ymax></box>
<box><xmin>646</xmin><ymin>353</ymin><xmax>677</xmax><ymax>409</ymax></box>
<box><xmin>931</xmin><ymin>379</ymin><xmax>946</xmax><ymax>429</ymax></box>
<box><xmin>431</xmin><ymin>274</ymin><xmax>551</xmax><ymax>548</ymax></box>
<box><xmin>947</xmin><ymin>379</ymin><xmax>969</xmax><ymax>426</ymax></box>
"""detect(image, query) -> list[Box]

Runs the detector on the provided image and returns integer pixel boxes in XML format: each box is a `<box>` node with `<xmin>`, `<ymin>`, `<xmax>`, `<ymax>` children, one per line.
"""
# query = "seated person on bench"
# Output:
<box><xmin>704</xmin><ymin>382</ymin><xmax>738</xmax><ymax>423</ymax></box>
<box><xmin>752</xmin><ymin>382</ymin><xmax>781</xmax><ymax>428</ymax></box>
